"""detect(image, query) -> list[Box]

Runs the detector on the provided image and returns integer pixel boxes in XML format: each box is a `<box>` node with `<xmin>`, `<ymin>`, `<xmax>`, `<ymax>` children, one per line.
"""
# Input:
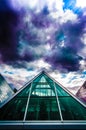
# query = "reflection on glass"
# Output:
<box><xmin>0</xmin><ymin>73</ymin><xmax>86</xmax><ymax>121</ymax></box>
<box><xmin>26</xmin><ymin>97</ymin><xmax>60</xmax><ymax>120</ymax></box>
<box><xmin>59</xmin><ymin>97</ymin><xmax>86</xmax><ymax>120</ymax></box>
<box><xmin>0</xmin><ymin>98</ymin><xmax>27</xmax><ymax>120</ymax></box>
<box><xmin>0</xmin><ymin>84</ymin><xmax>31</xmax><ymax>120</ymax></box>
<box><xmin>26</xmin><ymin>76</ymin><xmax>60</xmax><ymax>120</ymax></box>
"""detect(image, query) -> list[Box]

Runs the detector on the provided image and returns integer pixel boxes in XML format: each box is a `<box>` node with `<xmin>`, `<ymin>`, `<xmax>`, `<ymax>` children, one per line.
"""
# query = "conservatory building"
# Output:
<box><xmin>0</xmin><ymin>71</ymin><xmax>86</xmax><ymax>129</ymax></box>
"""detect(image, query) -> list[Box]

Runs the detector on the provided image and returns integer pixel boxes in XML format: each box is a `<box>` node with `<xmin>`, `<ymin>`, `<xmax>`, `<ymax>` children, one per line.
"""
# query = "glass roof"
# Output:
<box><xmin>0</xmin><ymin>75</ymin><xmax>14</xmax><ymax>107</ymax></box>
<box><xmin>0</xmin><ymin>71</ymin><xmax>86</xmax><ymax>121</ymax></box>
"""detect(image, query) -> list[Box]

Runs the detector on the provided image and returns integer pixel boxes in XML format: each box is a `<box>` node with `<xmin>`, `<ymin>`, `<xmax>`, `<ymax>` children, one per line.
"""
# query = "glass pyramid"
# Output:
<box><xmin>0</xmin><ymin>71</ymin><xmax>86</xmax><ymax>121</ymax></box>
<box><xmin>0</xmin><ymin>74</ymin><xmax>14</xmax><ymax>107</ymax></box>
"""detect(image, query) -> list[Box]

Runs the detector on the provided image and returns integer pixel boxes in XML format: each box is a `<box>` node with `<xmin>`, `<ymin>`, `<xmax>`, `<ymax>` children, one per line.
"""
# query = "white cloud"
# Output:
<box><xmin>0</xmin><ymin>64</ymin><xmax>30</xmax><ymax>89</ymax></box>
<box><xmin>63</xmin><ymin>9</ymin><xmax>77</xmax><ymax>22</ymax></box>
<box><xmin>81</xmin><ymin>33</ymin><xmax>86</xmax><ymax>45</ymax></box>
<box><xmin>0</xmin><ymin>59</ymin><xmax>51</xmax><ymax>89</ymax></box>
<box><xmin>50</xmin><ymin>9</ymin><xmax>77</xmax><ymax>25</ymax></box>
<box><xmin>65</xmin><ymin>72</ymin><xmax>86</xmax><ymax>93</ymax></box>
<box><xmin>76</xmin><ymin>0</ymin><xmax>86</xmax><ymax>8</ymax></box>
<box><xmin>10</xmin><ymin>0</ymin><xmax>64</xmax><ymax>13</ymax></box>
<box><xmin>80</xmin><ymin>60</ymin><xmax>86</xmax><ymax>71</ymax></box>
<box><xmin>80</xmin><ymin>47</ymin><xmax>86</xmax><ymax>59</ymax></box>
<box><xmin>0</xmin><ymin>62</ymin><xmax>86</xmax><ymax>94</ymax></box>
<box><xmin>49</xmin><ymin>70</ymin><xmax>86</xmax><ymax>94</ymax></box>
<box><xmin>49</xmin><ymin>71</ymin><xmax>68</xmax><ymax>86</ymax></box>
<box><xmin>59</xmin><ymin>9</ymin><xmax>77</xmax><ymax>24</ymax></box>
<box><xmin>26</xmin><ymin>59</ymin><xmax>51</xmax><ymax>71</ymax></box>
<box><xmin>36</xmin><ymin>59</ymin><xmax>51</xmax><ymax>69</ymax></box>
<box><xmin>47</xmin><ymin>0</ymin><xmax>64</xmax><ymax>12</ymax></box>
<box><xmin>10</xmin><ymin>0</ymin><xmax>39</xmax><ymax>10</ymax></box>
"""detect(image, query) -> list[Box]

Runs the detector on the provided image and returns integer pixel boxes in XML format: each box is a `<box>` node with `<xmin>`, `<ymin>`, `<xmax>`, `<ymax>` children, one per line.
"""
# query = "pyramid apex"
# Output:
<box><xmin>41</xmin><ymin>68</ymin><xmax>47</xmax><ymax>74</ymax></box>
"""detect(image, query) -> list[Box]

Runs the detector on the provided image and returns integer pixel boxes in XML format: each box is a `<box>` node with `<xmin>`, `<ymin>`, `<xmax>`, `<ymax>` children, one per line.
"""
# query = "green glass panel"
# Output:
<box><xmin>44</xmin><ymin>75</ymin><xmax>53</xmax><ymax>83</ymax></box>
<box><xmin>55</xmin><ymin>83</ymin><xmax>70</xmax><ymax>96</ymax></box>
<box><xmin>26</xmin><ymin>76</ymin><xmax>60</xmax><ymax>120</ymax></box>
<box><xmin>59</xmin><ymin>97</ymin><xmax>86</xmax><ymax>120</ymax></box>
<box><xmin>16</xmin><ymin>84</ymin><xmax>30</xmax><ymax>97</ymax></box>
<box><xmin>39</xmin><ymin>76</ymin><xmax>47</xmax><ymax>83</ymax></box>
<box><xmin>0</xmin><ymin>84</ymin><xmax>31</xmax><ymax>120</ymax></box>
<box><xmin>36</xmin><ymin>84</ymin><xmax>51</xmax><ymax>88</ymax></box>
<box><xmin>32</xmin><ymin>88</ymin><xmax>55</xmax><ymax>96</ymax></box>
<box><xmin>0</xmin><ymin>98</ymin><xmax>27</xmax><ymax>120</ymax></box>
<box><xmin>31</xmin><ymin>76</ymin><xmax>55</xmax><ymax>94</ymax></box>
<box><xmin>31</xmin><ymin>75</ymin><xmax>45</xmax><ymax>92</ymax></box>
<box><xmin>0</xmin><ymin>71</ymin><xmax>86</xmax><ymax>122</ymax></box>
<box><xmin>43</xmin><ymin>75</ymin><xmax>55</xmax><ymax>91</ymax></box>
<box><xmin>32</xmin><ymin>76</ymin><xmax>55</xmax><ymax>97</ymax></box>
<box><xmin>26</xmin><ymin>97</ymin><xmax>60</xmax><ymax>120</ymax></box>
<box><xmin>55</xmin><ymin>83</ymin><xmax>86</xmax><ymax>120</ymax></box>
<box><xmin>33</xmin><ymin>74</ymin><xmax>42</xmax><ymax>83</ymax></box>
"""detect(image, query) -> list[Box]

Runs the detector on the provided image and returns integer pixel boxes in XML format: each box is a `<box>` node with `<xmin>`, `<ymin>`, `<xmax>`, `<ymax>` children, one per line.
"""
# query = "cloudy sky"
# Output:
<box><xmin>0</xmin><ymin>0</ymin><xmax>86</xmax><ymax>94</ymax></box>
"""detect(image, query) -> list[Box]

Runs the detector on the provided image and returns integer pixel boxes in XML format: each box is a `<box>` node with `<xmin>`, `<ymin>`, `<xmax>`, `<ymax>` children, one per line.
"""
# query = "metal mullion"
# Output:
<box><xmin>36</xmin><ymin>88</ymin><xmax>51</xmax><ymax>89</ymax></box>
<box><xmin>23</xmin><ymin>82</ymin><xmax>33</xmax><ymax>121</ymax></box>
<box><xmin>53</xmin><ymin>81</ymin><xmax>63</xmax><ymax>122</ymax></box>
<box><xmin>33</xmin><ymin>82</ymin><xmax>48</xmax><ymax>85</ymax></box>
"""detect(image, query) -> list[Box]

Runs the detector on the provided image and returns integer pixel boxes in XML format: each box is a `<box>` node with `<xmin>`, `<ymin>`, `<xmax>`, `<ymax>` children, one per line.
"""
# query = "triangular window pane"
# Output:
<box><xmin>35</xmin><ymin>76</ymin><xmax>50</xmax><ymax>88</ymax></box>
<box><xmin>39</xmin><ymin>76</ymin><xmax>47</xmax><ymax>83</ymax></box>
<box><xmin>55</xmin><ymin>83</ymin><xmax>69</xmax><ymax>96</ymax></box>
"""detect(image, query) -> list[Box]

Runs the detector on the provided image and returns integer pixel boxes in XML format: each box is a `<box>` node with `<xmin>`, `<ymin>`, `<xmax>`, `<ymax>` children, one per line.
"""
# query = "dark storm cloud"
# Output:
<box><xmin>0</xmin><ymin>0</ymin><xmax>19</xmax><ymax>62</ymax></box>
<box><xmin>62</xmin><ymin>19</ymin><xmax>85</xmax><ymax>52</ymax></box>
<box><xmin>17</xmin><ymin>26</ymin><xmax>41</xmax><ymax>47</ymax></box>
<box><xmin>0</xmin><ymin>1</ymin><xmax>37</xmax><ymax>65</ymax></box>
<box><xmin>45</xmin><ymin>13</ymin><xmax>86</xmax><ymax>72</ymax></box>
<box><xmin>42</xmin><ymin>6</ymin><xmax>50</xmax><ymax>15</ymax></box>
<box><xmin>45</xmin><ymin>47</ymin><xmax>82</xmax><ymax>72</ymax></box>
<box><xmin>0</xmin><ymin>0</ymin><xmax>86</xmax><ymax>72</ymax></box>
<box><xmin>31</xmin><ymin>7</ymin><xmax>51</xmax><ymax>28</ymax></box>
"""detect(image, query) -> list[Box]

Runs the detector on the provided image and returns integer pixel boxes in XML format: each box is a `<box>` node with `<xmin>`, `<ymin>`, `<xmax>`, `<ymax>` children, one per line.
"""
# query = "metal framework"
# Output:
<box><xmin>0</xmin><ymin>70</ymin><xmax>86</xmax><ymax>129</ymax></box>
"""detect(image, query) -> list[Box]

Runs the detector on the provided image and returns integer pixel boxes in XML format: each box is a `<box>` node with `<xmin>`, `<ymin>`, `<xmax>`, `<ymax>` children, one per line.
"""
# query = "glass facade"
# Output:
<box><xmin>0</xmin><ymin>75</ymin><xmax>14</xmax><ymax>107</ymax></box>
<box><xmin>0</xmin><ymin>71</ymin><xmax>86</xmax><ymax>121</ymax></box>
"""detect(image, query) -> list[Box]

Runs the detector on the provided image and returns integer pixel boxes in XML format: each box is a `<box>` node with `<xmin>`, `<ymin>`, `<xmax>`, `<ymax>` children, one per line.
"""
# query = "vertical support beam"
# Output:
<box><xmin>36</xmin><ymin>99</ymin><xmax>39</xmax><ymax>120</ymax></box>
<box><xmin>23</xmin><ymin>82</ymin><xmax>33</xmax><ymax>121</ymax></box>
<box><xmin>53</xmin><ymin>82</ymin><xmax>63</xmax><ymax>122</ymax></box>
